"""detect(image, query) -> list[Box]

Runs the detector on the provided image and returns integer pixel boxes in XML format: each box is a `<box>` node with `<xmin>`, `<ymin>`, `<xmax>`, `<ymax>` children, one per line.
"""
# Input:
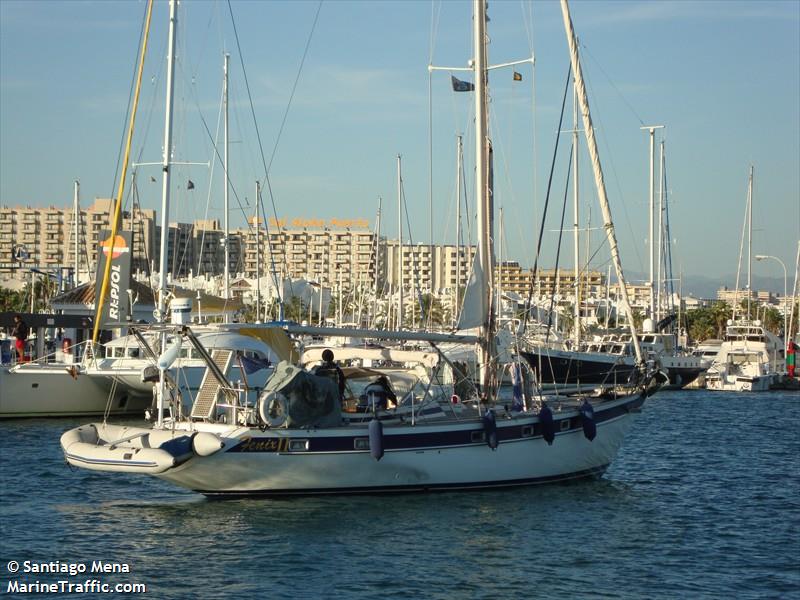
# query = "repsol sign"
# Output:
<box><xmin>93</xmin><ymin>231</ymin><xmax>133</xmax><ymax>326</ymax></box>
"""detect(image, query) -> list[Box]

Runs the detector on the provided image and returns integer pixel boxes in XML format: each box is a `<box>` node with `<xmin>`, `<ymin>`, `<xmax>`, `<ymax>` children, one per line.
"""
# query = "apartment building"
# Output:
<box><xmin>2</xmin><ymin>203</ymin><xmax>635</xmax><ymax>307</ymax></box>
<box><xmin>0</xmin><ymin>199</ymin><xmax>155</xmax><ymax>277</ymax></box>
<box><xmin>246</xmin><ymin>222</ymin><xmax>380</xmax><ymax>289</ymax></box>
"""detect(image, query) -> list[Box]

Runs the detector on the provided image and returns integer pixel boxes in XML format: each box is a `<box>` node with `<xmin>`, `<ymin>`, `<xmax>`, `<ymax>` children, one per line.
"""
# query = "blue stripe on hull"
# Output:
<box><xmin>225</xmin><ymin>393</ymin><xmax>645</xmax><ymax>455</ymax></box>
<box><xmin>195</xmin><ymin>465</ymin><xmax>610</xmax><ymax>498</ymax></box>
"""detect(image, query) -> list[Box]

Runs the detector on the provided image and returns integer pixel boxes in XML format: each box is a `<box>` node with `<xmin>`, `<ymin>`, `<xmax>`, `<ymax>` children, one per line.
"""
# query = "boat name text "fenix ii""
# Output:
<box><xmin>232</xmin><ymin>437</ymin><xmax>292</xmax><ymax>453</ymax></box>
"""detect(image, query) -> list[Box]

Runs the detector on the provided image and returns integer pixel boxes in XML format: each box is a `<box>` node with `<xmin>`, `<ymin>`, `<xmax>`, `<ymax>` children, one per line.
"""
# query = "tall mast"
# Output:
<box><xmin>455</xmin><ymin>134</ymin><xmax>464</xmax><ymax>329</ymax></box>
<box><xmin>157</xmin><ymin>0</ymin><xmax>178</xmax><ymax>322</ymax></box>
<box><xmin>572</xmin><ymin>81</ymin><xmax>580</xmax><ymax>346</ymax></box>
<box><xmin>641</xmin><ymin>124</ymin><xmax>663</xmax><ymax>322</ymax></box>
<box><xmin>497</xmin><ymin>207</ymin><xmax>503</xmax><ymax>321</ymax></box>
<box><xmin>397</xmin><ymin>155</ymin><xmax>403</xmax><ymax>330</ymax></box>
<box><xmin>223</xmin><ymin>52</ymin><xmax>230</xmax><ymax>307</ymax></box>
<box><xmin>561</xmin><ymin>0</ymin><xmax>642</xmax><ymax>363</ymax></box>
<box><xmin>73</xmin><ymin>180</ymin><xmax>80</xmax><ymax>286</ymax></box>
<box><xmin>373</xmin><ymin>197</ymin><xmax>381</xmax><ymax>326</ymax></box>
<box><xmin>746</xmin><ymin>165</ymin><xmax>753</xmax><ymax>319</ymax></box>
<box><xmin>474</xmin><ymin>0</ymin><xmax>494</xmax><ymax>388</ymax></box>
<box><xmin>657</xmin><ymin>139</ymin><xmax>665</xmax><ymax>323</ymax></box>
<box><xmin>156</xmin><ymin>0</ymin><xmax>178</xmax><ymax>428</ymax></box>
<box><xmin>255</xmin><ymin>181</ymin><xmax>261</xmax><ymax>322</ymax></box>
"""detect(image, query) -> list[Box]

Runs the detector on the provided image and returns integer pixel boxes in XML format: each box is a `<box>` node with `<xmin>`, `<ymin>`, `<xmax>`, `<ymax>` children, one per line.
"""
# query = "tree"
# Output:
<box><xmin>0</xmin><ymin>287</ymin><xmax>25</xmax><ymax>312</ymax></box>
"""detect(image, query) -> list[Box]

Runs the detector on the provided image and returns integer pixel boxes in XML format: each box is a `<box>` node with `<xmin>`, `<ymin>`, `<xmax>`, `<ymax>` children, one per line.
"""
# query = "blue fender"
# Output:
<box><xmin>369</xmin><ymin>418</ymin><xmax>384</xmax><ymax>461</ymax></box>
<box><xmin>580</xmin><ymin>399</ymin><xmax>596</xmax><ymax>441</ymax></box>
<box><xmin>483</xmin><ymin>409</ymin><xmax>498</xmax><ymax>450</ymax></box>
<box><xmin>538</xmin><ymin>403</ymin><xmax>555</xmax><ymax>445</ymax></box>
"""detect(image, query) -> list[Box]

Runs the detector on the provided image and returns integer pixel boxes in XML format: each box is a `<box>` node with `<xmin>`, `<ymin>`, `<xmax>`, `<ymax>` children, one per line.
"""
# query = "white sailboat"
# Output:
<box><xmin>61</xmin><ymin>0</ymin><xmax>658</xmax><ymax>496</ymax></box>
<box><xmin>706</xmin><ymin>166</ymin><xmax>784</xmax><ymax>391</ymax></box>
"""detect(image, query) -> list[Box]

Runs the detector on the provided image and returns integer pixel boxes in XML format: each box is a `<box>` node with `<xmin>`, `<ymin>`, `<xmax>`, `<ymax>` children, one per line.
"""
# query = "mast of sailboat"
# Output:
<box><xmin>746</xmin><ymin>165</ymin><xmax>753</xmax><ymax>319</ymax></box>
<box><xmin>657</xmin><ymin>139</ymin><xmax>665</xmax><ymax>323</ymax></box>
<box><xmin>397</xmin><ymin>154</ymin><xmax>404</xmax><ymax>331</ymax></box>
<box><xmin>788</xmin><ymin>240</ymin><xmax>800</xmax><ymax>345</ymax></box>
<box><xmin>641</xmin><ymin>124</ymin><xmax>664</xmax><ymax>323</ymax></box>
<box><xmin>561</xmin><ymin>0</ymin><xmax>643</xmax><ymax>363</ymax></box>
<box><xmin>373</xmin><ymin>197</ymin><xmax>381</xmax><ymax>327</ymax></box>
<box><xmin>91</xmin><ymin>0</ymin><xmax>153</xmax><ymax>345</ymax></box>
<box><xmin>223</xmin><ymin>52</ymin><xmax>231</xmax><ymax>311</ymax></box>
<box><xmin>572</xmin><ymin>81</ymin><xmax>581</xmax><ymax>346</ymax></box>
<box><xmin>474</xmin><ymin>0</ymin><xmax>495</xmax><ymax>391</ymax></box>
<box><xmin>497</xmin><ymin>208</ymin><xmax>504</xmax><ymax>322</ymax></box>
<box><xmin>255</xmin><ymin>181</ymin><xmax>261</xmax><ymax>322</ymax></box>
<box><xmin>73</xmin><ymin>180</ymin><xmax>80</xmax><ymax>287</ymax></box>
<box><xmin>155</xmin><ymin>0</ymin><xmax>179</xmax><ymax>427</ymax></box>
<box><xmin>455</xmin><ymin>134</ymin><xmax>463</xmax><ymax>329</ymax></box>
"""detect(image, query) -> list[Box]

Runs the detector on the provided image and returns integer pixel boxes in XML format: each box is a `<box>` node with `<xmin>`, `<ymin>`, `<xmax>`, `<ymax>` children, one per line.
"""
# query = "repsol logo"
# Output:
<box><xmin>109</xmin><ymin>264</ymin><xmax>121</xmax><ymax>320</ymax></box>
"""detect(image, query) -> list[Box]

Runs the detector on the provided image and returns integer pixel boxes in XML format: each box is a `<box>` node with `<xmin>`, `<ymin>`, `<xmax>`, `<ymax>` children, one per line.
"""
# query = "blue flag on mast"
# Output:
<box><xmin>451</xmin><ymin>75</ymin><xmax>475</xmax><ymax>92</ymax></box>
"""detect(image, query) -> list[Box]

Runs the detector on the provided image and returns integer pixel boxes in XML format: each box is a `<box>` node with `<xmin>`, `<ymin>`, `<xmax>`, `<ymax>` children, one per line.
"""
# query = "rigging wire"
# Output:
<box><xmin>226</xmin><ymin>0</ymin><xmax>323</xmax><ymax>312</ymax></box>
<box><xmin>522</xmin><ymin>63</ymin><xmax>572</xmax><ymax>331</ymax></box>
<box><xmin>544</xmin><ymin>143</ymin><xmax>574</xmax><ymax>343</ymax></box>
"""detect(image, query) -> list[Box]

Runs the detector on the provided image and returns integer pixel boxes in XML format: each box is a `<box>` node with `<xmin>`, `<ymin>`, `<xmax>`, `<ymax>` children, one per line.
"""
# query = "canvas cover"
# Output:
<box><xmin>262</xmin><ymin>361</ymin><xmax>341</xmax><ymax>428</ymax></box>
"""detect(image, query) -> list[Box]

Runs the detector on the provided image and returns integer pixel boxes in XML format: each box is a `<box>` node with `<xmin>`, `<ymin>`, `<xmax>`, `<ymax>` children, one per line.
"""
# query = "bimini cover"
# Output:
<box><xmin>261</xmin><ymin>361</ymin><xmax>341</xmax><ymax>428</ymax></box>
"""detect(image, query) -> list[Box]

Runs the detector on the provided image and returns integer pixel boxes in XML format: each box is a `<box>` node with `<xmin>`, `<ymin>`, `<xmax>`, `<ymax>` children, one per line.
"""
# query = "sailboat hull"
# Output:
<box><xmin>0</xmin><ymin>364</ymin><xmax>149</xmax><ymax>418</ymax></box>
<box><xmin>519</xmin><ymin>349</ymin><xmax>637</xmax><ymax>387</ymax></box>
<box><xmin>151</xmin><ymin>394</ymin><xmax>645</xmax><ymax>496</ymax></box>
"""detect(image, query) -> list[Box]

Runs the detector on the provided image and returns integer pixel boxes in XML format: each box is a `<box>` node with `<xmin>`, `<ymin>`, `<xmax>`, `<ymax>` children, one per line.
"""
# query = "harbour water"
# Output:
<box><xmin>1</xmin><ymin>389</ymin><xmax>798</xmax><ymax>599</ymax></box>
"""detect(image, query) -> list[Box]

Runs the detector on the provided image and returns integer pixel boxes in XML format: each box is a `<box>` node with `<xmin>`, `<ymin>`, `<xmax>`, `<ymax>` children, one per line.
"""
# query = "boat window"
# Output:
<box><xmin>126</xmin><ymin>348</ymin><xmax>140</xmax><ymax>358</ymax></box>
<box><xmin>289</xmin><ymin>439</ymin><xmax>309</xmax><ymax>452</ymax></box>
<box><xmin>114</xmin><ymin>348</ymin><xmax>125</xmax><ymax>358</ymax></box>
<box><xmin>471</xmin><ymin>431</ymin><xmax>486</xmax><ymax>443</ymax></box>
<box><xmin>179</xmin><ymin>348</ymin><xmax>189</xmax><ymax>358</ymax></box>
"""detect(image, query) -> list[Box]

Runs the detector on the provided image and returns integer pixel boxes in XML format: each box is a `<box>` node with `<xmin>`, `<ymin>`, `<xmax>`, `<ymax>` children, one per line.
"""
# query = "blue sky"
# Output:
<box><xmin>1</xmin><ymin>0</ymin><xmax>798</xmax><ymax>293</ymax></box>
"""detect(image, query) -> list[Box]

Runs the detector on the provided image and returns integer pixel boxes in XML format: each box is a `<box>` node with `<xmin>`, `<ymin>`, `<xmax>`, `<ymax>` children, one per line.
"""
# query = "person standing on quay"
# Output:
<box><xmin>12</xmin><ymin>314</ymin><xmax>28</xmax><ymax>363</ymax></box>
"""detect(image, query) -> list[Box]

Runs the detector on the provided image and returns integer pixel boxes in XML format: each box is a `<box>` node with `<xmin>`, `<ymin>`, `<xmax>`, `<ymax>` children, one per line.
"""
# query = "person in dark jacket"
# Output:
<box><xmin>11</xmin><ymin>314</ymin><xmax>28</xmax><ymax>363</ymax></box>
<box><xmin>314</xmin><ymin>348</ymin><xmax>346</xmax><ymax>398</ymax></box>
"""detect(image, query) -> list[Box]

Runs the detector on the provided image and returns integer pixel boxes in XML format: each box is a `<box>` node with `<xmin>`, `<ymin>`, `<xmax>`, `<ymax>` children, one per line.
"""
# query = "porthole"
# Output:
<box><xmin>471</xmin><ymin>431</ymin><xmax>486</xmax><ymax>443</ymax></box>
<box><xmin>521</xmin><ymin>426</ymin><xmax>533</xmax><ymax>438</ymax></box>
<box><xmin>560</xmin><ymin>419</ymin><xmax>570</xmax><ymax>431</ymax></box>
<box><xmin>289</xmin><ymin>439</ymin><xmax>309</xmax><ymax>452</ymax></box>
<box><xmin>354</xmin><ymin>438</ymin><xmax>370</xmax><ymax>450</ymax></box>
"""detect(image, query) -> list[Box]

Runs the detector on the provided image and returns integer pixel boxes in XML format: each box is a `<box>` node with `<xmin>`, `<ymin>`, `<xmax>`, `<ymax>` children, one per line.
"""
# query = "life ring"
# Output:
<box><xmin>258</xmin><ymin>391</ymin><xmax>288</xmax><ymax>428</ymax></box>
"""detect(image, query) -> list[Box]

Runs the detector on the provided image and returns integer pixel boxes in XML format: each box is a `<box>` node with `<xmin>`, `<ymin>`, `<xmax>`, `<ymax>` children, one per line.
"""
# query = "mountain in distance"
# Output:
<box><xmin>618</xmin><ymin>271</ymin><xmax>788</xmax><ymax>300</ymax></box>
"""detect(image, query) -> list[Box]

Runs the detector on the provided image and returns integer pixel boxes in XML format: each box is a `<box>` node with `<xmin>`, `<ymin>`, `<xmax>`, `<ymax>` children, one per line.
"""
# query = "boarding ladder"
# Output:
<box><xmin>190</xmin><ymin>349</ymin><xmax>234</xmax><ymax>420</ymax></box>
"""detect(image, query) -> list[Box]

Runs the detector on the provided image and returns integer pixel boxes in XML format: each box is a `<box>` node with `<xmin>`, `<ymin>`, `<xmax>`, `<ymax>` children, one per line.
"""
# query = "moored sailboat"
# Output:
<box><xmin>61</xmin><ymin>0</ymin><xmax>658</xmax><ymax>496</ymax></box>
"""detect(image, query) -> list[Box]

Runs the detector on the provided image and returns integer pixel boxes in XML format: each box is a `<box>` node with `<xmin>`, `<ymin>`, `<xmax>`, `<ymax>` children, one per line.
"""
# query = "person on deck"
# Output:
<box><xmin>315</xmin><ymin>349</ymin><xmax>346</xmax><ymax>398</ymax></box>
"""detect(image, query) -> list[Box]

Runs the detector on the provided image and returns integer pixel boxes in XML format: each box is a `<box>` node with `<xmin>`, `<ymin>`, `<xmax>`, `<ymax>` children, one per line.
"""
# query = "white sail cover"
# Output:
<box><xmin>457</xmin><ymin>251</ymin><xmax>487</xmax><ymax>331</ymax></box>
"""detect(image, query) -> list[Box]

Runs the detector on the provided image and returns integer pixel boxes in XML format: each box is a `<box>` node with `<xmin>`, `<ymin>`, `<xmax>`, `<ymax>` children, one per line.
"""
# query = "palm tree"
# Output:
<box><xmin>710</xmin><ymin>301</ymin><xmax>733</xmax><ymax>338</ymax></box>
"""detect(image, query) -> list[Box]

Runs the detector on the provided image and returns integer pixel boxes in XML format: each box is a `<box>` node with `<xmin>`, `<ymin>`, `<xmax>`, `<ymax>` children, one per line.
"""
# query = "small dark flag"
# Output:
<box><xmin>239</xmin><ymin>354</ymin><xmax>271</xmax><ymax>374</ymax></box>
<box><xmin>187</xmin><ymin>180</ymin><xmax>195</xmax><ymax>190</ymax></box>
<box><xmin>513</xmin><ymin>71</ymin><xmax>522</xmax><ymax>82</ymax></box>
<box><xmin>150</xmin><ymin>176</ymin><xmax>156</xmax><ymax>182</ymax></box>
<box><xmin>451</xmin><ymin>75</ymin><xmax>475</xmax><ymax>92</ymax></box>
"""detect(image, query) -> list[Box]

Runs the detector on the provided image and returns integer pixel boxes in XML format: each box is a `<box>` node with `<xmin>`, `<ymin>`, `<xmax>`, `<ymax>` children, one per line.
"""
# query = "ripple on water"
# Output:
<box><xmin>1</xmin><ymin>390</ymin><xmax>798</xmax><ymax>599</ymax></box>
